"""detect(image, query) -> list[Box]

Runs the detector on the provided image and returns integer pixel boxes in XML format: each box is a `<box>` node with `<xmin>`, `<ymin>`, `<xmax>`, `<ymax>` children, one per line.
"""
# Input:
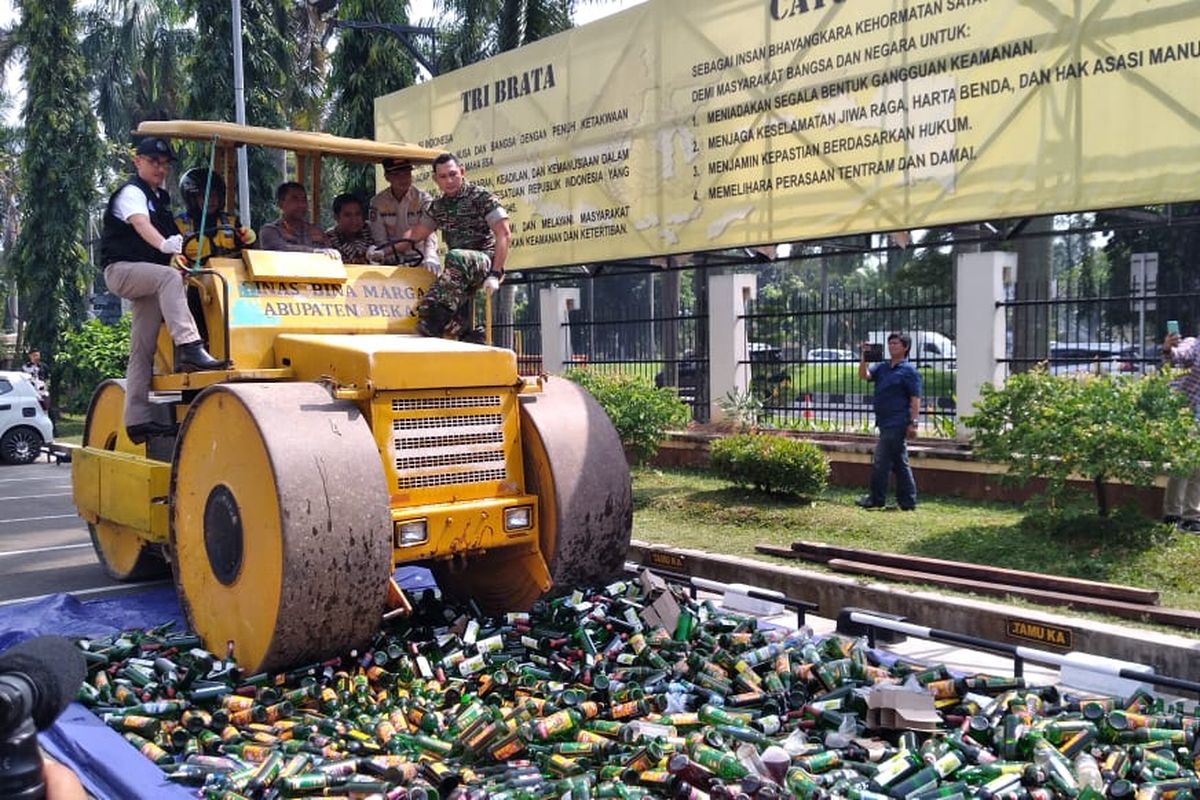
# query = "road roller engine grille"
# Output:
<box><xmin>390</xmin><ymin>394</ymin><xmax>511</xmax><ymax>491</ymax></box>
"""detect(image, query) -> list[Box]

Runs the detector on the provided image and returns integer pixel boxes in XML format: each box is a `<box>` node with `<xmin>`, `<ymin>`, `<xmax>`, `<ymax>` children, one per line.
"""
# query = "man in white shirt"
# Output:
<box><xmin>99</xmin><ymin>137</ymin><xmax>223</xmax><ymax>443</ymax></box>
<box><xmin>368</xmin><ymin>158</ymin><xmax>439</xmax><ymax>271</ymax></box>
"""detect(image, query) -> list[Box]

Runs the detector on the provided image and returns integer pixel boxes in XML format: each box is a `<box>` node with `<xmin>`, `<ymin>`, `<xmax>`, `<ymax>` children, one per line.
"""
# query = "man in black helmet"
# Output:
<box><xmin>174</xmin><ymin>167</ymin><xmax>256</xmax><ymax>262</ymax></box>
<box><xmin>99</xmin><ymin>137</ymin><xmax>224</xmax><ymax>444</ymax></box>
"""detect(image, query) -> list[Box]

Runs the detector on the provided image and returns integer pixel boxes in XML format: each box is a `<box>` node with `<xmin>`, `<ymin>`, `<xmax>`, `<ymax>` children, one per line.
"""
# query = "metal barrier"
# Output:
<box><xmin>625</xmin><ymin>561</ymin><xmax>818</xmax><ymax>629</ymax></box>
<box><xmin>848</xmin><ymin>610</ymin><xmax>1200</xmax><ymax>698</ymax></box>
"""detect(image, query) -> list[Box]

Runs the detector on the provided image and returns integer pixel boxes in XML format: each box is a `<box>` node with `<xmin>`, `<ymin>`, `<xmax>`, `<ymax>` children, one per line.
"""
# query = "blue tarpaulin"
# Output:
<box><xmin>0</xmin><ymin>567</ymin><xmax>438</xmax><ymax>800</ymax></box>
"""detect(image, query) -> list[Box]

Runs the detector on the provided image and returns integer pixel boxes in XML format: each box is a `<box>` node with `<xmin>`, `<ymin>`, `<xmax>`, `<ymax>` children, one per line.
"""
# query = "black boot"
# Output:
<box><xmin>416</xmin><ymin>303</ymin><xmax>453</xmax><ymax>338</ymax></box>
<box><xmin>458</xmin><ymin>326</ymin><xmax>486</xmax><ymax>345</ymax></box>
<box><xmin>176</xmin><ymin>341</ymin><xmax>225</xmax><ymax>372</ymax></box>
<box><xmin>126</xmin><ymin>420</ymin><xmax>178</xmax><ymax>444</ymax></box>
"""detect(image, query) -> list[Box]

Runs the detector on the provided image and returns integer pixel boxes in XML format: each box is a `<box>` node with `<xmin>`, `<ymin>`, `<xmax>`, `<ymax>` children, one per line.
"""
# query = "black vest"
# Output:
<box><xmin>100</xmin><ymin>177</ymin><xmax>176</xmax><ymax>267</ymax></box>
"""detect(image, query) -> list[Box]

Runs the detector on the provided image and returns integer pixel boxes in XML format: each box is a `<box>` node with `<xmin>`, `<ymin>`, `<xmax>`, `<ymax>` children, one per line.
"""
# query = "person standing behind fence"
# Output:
<box><xmin>856</xmin><ymin>332</ymin><xmax>922</xmax><ymax>511</ymax></box>
<box><xmin>1161</xmin><ymin>329</ymin><xmax>1200</xmax><ymax>532</ymax></box>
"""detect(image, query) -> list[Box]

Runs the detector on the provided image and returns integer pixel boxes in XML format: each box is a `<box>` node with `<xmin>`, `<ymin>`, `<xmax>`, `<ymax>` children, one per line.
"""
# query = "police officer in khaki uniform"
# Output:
<box><xmin>100</xmin><ymin>137</ymin><xmax>224</xmax><ymax>443</ymax></box>
<box><xmin>368</xmin><ymin>158</ymin><xmax>439</xmax><ymax>271</ymax></box>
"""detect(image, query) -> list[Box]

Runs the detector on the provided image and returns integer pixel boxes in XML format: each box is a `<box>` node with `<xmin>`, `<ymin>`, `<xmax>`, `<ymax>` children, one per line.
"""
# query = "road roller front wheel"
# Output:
<box><xmin>169</xmin><ymin>383</ymin><xmax>392</xmax><ymax>674</ymax></box>
<box><xmin>81</xmin><ymin>379</ymin><xmax>171</xmax><ymax>581</ymax></box>
<box><xmin>434</xmin><ymin>378</ymin><xmax>633</xmax><ymax>611</ymax></box>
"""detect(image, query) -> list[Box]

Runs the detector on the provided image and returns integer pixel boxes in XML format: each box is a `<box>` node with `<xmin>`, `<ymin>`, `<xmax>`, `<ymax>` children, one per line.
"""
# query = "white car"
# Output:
<box><xmin>1047</xmin><ymin>342</ymin><xmax>1137</xmax><ymax>377</ymax></box>
<box><xmin>806</xmin><ymin>348</ymin><xmax>856</xmax><ymax>362</ymax></box>
<box><xmin>0</xmin><ymin>370</ymin><xmax>54</xmax><ymax>464</ymax></box>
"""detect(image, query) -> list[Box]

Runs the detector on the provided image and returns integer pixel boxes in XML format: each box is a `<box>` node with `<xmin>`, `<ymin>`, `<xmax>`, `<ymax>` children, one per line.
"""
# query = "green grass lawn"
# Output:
<box><xmin>54</xmin><ymin>411</ymin><xmax>85</xmax><ymax>445</ymax></box>
<box><xmin>632</xmin><ymin>467</ymin><xmax>1200</xmax><ymax>619</ymax></box>
<box><xmin>781</xmin><ymin>364</ymin><xmax>955</xmax><ymax>398</ymax></box>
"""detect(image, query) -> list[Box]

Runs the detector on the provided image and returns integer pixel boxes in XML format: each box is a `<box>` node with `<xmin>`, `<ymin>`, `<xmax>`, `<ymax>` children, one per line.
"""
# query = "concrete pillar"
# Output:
<box><xmin>538</xmin><ymin>287</ymin><xmax>580</xmax><ymax>375</ymax></box>
<box><xmin>956</xmin><ymin>252</ymin><xmax>1016</xmax><ymax>439</ymax></box>
<box><xmin>708</xmin><ymin>273</ymin><xmax>757</xmax><ymax>423</ymax></box>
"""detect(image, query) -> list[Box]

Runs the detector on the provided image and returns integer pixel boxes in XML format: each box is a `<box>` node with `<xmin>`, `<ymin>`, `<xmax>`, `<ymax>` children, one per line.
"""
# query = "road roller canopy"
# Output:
<box><xmin>135</xmin><ymin>120</ymin><xmax>445</xmax><ymax>165</ymax></box>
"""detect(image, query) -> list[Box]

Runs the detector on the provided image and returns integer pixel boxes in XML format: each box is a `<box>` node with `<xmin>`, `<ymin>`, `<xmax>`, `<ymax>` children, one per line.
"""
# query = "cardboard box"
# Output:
<box><xmin>866</xmin><ymin>684</ymin><xmax>941</xmax><ymax>732</ymax></box>
<box><xmin>637</xmin><ymin>569</ymin><xmax>681</xmax><ymax>632</ymax></box>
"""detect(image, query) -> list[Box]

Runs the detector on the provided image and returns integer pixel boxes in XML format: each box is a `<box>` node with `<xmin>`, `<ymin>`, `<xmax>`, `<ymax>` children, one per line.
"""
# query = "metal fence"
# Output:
<box><xmin>567</xmin><ymin>291</ymin><xmax>709</xmax><ymax>422</ymax></box>
<box><xmin>741</xmin><ymin>287</ymin><xmax>956</xmax><ymax>432</ymax></box>
<box><xmin>500</xmin><ymin>273</ymin><xmax>711</xmax><ymax>420</ymax></box>
<box><xmin>999</xmin><ymin>276</ymin><xmax>1200</xmax><ymax>379</ymax></box>
<box><xmin>493</xmin><ymin>286</ymin><xmax>543</xmax><ymax>375</ymax></box>
<box><xmin>504</xmin><ymin>268</ymin><xmax>1198</xmax><ymax>435</ymax></box>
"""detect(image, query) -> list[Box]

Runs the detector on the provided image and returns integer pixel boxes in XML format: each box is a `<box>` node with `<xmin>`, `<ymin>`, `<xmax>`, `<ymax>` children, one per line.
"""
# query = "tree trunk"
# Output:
<box><xmin>1012</xmin><ymin>216</ymin><xmax>1055</xmax><ymax>374</ymax></box>
<box><xmin>661</xmin><ymin>261</ymin><xmax>680</xmax><ymax>388</ymax></box>
<box><xmin>1094</xmin><ymin>473</ymin><xmax>1109</xmax><ymax>517</ymax></box>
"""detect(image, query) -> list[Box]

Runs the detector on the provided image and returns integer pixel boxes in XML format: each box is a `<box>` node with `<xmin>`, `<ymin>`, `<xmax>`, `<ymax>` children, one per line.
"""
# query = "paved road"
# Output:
<box><xmin>0</xmin><ymin>460</ymin><xmax>166</xmax><ymax>607</ymax></box>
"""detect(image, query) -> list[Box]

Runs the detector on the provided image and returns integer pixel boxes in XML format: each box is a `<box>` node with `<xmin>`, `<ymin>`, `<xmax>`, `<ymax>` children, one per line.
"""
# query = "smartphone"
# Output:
<box><xmin>1168</xmin><ymin>320</ymin><xmax>1180</xmax><ymax>336</ymax></box>
<box><xmin>865</xmin><ymin>343</ymin><xmax>884</xmax><ymax>362</ymax></box>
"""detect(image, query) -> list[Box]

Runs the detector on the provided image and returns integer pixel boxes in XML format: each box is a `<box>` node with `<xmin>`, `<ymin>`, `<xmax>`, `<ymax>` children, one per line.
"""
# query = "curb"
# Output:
<box><xmin>628</xmin><ymin>540</ymin><xmax>1200</xmax><ymax>681</ymax></box>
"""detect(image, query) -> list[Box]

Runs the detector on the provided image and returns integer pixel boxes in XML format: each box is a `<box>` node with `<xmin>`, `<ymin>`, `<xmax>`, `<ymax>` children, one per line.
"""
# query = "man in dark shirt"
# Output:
<box><xmin>259</xmin><ymin>182</ymin><xmax>338</xmax><ymax>256</ymax></box>
<box><xmin>857</xmin><ymin>332</ymin><xmax>922</xmax><ymax>510</ymax></box>
<box><xmin>393</xmin><ymin>153</ymin><xmax>510</xmax><ymax>341</ymax></box>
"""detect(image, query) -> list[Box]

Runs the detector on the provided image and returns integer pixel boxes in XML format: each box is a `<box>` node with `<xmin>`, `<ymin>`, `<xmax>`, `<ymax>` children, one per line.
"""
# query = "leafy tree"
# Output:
<box><xmin>566</xmin><ymin>367</ymin><xmax>689</xmax><ymax>464</ymax></box>
<box><xmin>1099</xmin><ymin>202</ymin><xmax>1200</xmax><ymax>329</ymax></box>
<box><xmin>963</xmin><ymin>369</ymin><xmax>1200</xmax><ymax>516</ymax></box>
<box><xmin>327</xmin><ymin>0</ymin><xmax>417</xmax><ymax>201</ymax></box>
<box><xmin>0</xmin><ymin>107</ymin><xmax>19</xmax><ymax>335</ymax></box>
<box><xmin>56</xmin><ymin>314</ymin><xmax>132</xmax><ymax>412</ymax></box>
<box><xmin>9</xmin><ymin>0</ymin><xmax>102</xmax><ymax>384</ymax></box>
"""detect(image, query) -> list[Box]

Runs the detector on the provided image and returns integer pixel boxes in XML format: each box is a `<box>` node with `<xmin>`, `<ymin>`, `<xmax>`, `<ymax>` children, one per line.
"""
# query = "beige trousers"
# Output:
<box><xmin>1163</xmin><ymin>470</ymin><xmax>1200</xmax><ymax>522</ymax></box>
<box><xmin>104</xmin><ymin>260</ymin><xmax>199</xmax><ymax>426</ymax></box>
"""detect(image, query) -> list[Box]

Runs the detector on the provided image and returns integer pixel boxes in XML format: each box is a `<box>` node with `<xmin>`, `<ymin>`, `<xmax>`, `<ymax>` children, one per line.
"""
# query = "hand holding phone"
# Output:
<box><xmin>1167</xmin><ymin>320</ymin><xmax>1180</xmax><ymax>336</ymax></box>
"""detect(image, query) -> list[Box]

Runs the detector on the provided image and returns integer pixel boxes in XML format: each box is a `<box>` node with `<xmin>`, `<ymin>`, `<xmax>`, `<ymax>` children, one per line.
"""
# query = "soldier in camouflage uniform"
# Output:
<box><xmin>395</xmin><ymin>153</ymin><xmax>510</xmax><ymax>341</ymax></box>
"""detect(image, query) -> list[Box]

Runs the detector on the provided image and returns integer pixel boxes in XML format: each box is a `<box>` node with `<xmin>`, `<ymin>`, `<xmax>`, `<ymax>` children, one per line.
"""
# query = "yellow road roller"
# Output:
<box><xmin>71</xmin><ymin>121</ymin><xmax>632</xmax><ymax>673</ymax></box>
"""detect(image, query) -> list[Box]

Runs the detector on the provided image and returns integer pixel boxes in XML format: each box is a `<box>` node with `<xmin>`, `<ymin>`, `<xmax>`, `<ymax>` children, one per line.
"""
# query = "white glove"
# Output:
<box><xmin>366</xmin><ymin>246</ymin><xmax>385</xmax><ymax>265</ymax></box>
<box><xmin>422</xmin><ymin>259</ymin><xmax>439</xmax><ymax>275</ymax></box>
<box><xmin>158</xmin><ymin>234</ymin><xmax>183</xmax><ymax>255</ymax></box>
<box><xmin>320</xmin><ymin>248</ymin><xmax>342</xmax><ymax>260</ymax></box>
<box><xmin>483</xmin><ymin>275</ymin><xmax>501</xmax><ymax>294</ymax></box>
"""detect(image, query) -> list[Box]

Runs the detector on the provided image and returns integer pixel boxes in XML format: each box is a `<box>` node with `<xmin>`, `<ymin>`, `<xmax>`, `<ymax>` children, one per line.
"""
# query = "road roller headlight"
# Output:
<box><xmin>395</xmin><ymin>519</ymin><xmax>428</xmax><ymax>547</ymax></box>
<box><xmin>504</xmin><ymin>505</ymin><xmax>533</xmax><ymax>532</ymax></box>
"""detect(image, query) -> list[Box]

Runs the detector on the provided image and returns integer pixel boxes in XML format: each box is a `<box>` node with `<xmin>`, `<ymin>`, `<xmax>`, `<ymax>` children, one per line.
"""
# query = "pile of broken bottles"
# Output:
<box><xmin>74</xmin><ymin>577</ymin><xmax>1198</xmax><ymax>799</ymax></box>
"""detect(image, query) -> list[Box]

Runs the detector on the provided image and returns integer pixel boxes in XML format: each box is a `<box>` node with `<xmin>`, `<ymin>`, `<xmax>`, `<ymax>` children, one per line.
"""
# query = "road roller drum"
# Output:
<box><xmin>169</xmin><ymin>383</ymin><xmax>392</xmax><ymax>673</ymax></box>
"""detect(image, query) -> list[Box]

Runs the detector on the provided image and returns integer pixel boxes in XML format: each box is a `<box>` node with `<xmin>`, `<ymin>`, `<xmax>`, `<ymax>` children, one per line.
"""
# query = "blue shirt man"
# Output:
<box><xmin>857</xmin><ymin>333</ymin><xmax>922</xmax><ymax>510</ymax></box>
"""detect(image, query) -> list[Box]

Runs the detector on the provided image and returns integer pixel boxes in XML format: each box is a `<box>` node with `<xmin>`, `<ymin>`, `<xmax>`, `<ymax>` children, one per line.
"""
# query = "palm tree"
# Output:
<box><xmin>433</xmin><ymin>0</ymin><xmax>589</xmax><ymax>71</ymax></box>
<box><xmin>80</xmin><ymin>0</ymin><xmax>193</xmax><ymax>143</ymax></box>
<box><xmin>182</xmin><ymin>0</ymin><xmax>293</xmax><ymax>225</ymax></box>
<box><xmin>326</xmin><ymin>0</ymin><xmax>417</xmax><ymax>200</ymax></box>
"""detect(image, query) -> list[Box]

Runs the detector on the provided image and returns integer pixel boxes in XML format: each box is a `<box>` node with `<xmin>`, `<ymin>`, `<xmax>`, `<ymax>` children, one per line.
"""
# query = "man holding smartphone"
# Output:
<box><xmin>857</xmin><ymin>332</ymin><xmax>922</xmax><ymax>510</ymax></box>
<box><xmin>1162</xmin><ymin>321</ymin><xmax>1200</xmax><ymax>532</ymax></box>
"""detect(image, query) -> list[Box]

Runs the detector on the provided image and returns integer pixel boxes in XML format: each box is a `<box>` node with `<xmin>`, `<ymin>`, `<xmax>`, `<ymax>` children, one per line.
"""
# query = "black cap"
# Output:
<box><xmin>134</xmin><ymin>137</ymin><xmax>176</xmax><ymax>161</ymax></box>
<box><xmin>382</xmin><ymin>157</ymin><xmax>413</xmax><ymax>173</ymax></box>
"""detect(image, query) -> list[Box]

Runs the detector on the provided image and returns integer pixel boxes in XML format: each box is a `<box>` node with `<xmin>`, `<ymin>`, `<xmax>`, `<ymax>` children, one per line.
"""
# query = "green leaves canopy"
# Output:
<box><xmin>963</xmin><ymin>369</ymin><xmax>1200</xmax><ymax>516</ymax></box>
